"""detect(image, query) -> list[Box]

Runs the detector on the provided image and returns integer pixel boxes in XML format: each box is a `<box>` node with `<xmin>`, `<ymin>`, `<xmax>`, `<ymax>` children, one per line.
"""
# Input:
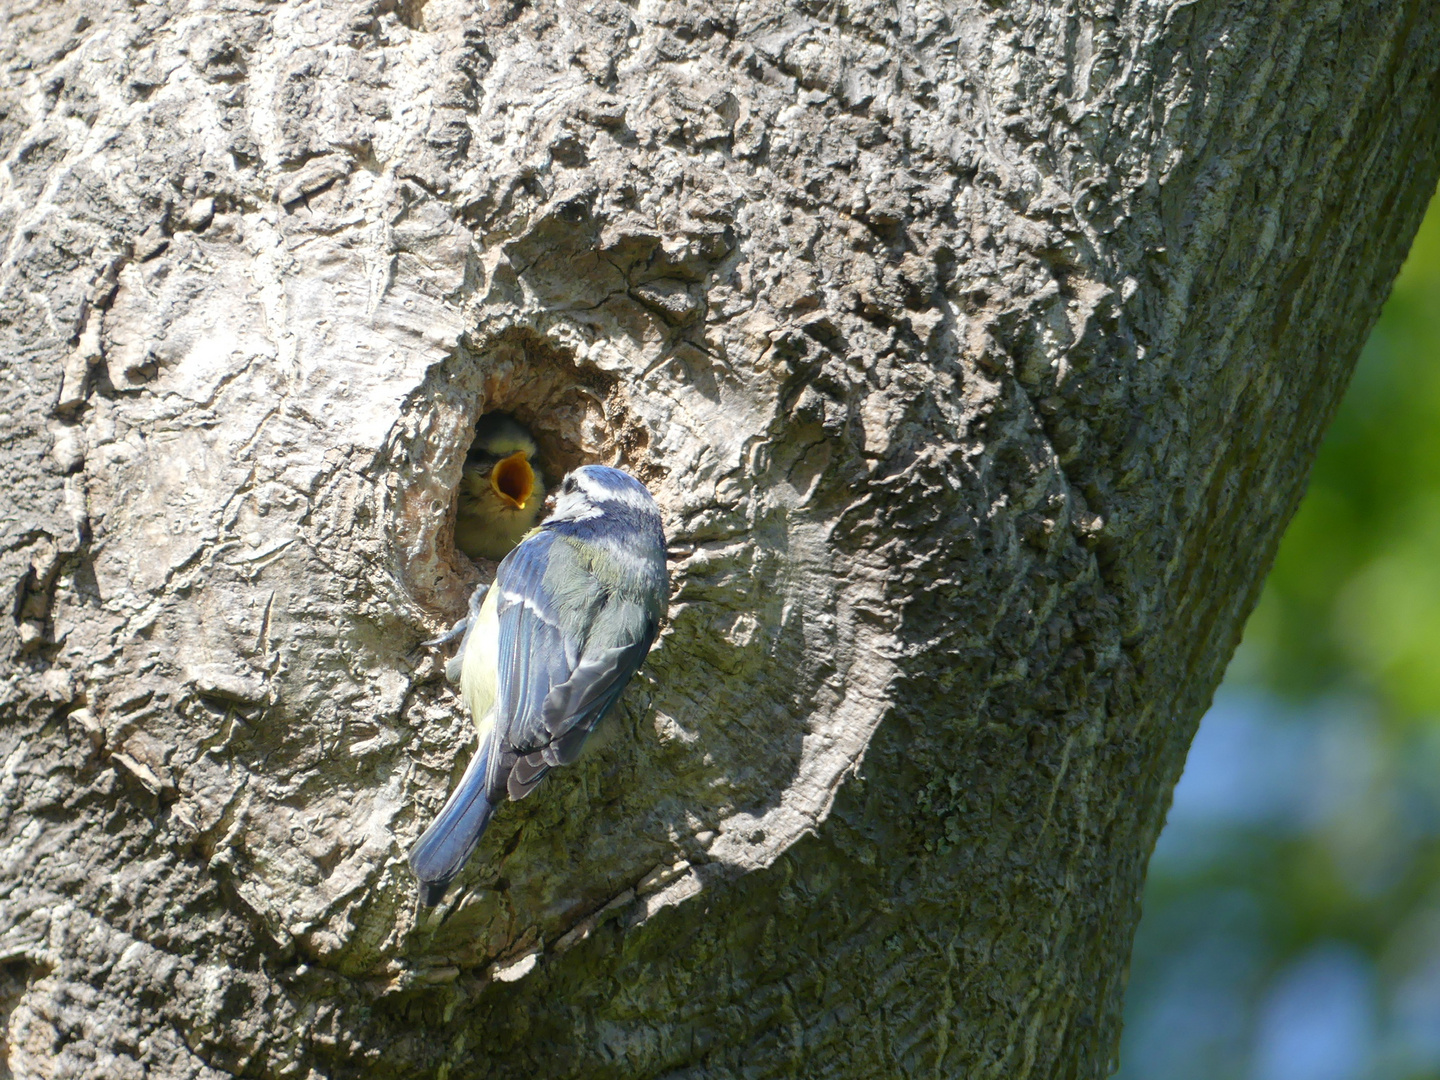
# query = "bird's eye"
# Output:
<box><xmin>562</xmin><ymin>477</ymin><xmax>576</xmax><ymax>494</ymax></box>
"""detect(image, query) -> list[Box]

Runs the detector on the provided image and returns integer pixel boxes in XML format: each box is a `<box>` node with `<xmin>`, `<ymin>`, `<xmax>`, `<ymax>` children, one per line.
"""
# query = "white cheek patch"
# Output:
<box><xmin>550</xmin><ymin>491</ymin><xmax>602</xmax><ymax>522</ymax></box>
<box><xmin>572</xmin><ymin>471</ymin><xmax>608</xmax><ymax>502</ymax></box>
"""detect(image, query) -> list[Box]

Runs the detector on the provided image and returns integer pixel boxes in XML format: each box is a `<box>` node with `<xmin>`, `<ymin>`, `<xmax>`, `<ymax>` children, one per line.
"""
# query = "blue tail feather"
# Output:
<box><xmin>409</xmin><ymin>742</ymin><xmax>495</xmax><ymax>906</ymax></box>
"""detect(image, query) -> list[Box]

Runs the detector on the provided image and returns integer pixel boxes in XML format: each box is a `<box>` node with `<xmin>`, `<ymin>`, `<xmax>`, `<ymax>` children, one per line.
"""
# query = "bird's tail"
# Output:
<box><xmin>409</xmin><ymin>741</ymin><xmax>496</xmax><ymax>906</ymax></box>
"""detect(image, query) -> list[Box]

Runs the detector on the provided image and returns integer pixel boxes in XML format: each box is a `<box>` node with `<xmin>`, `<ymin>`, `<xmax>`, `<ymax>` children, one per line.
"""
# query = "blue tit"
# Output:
<box><xmin>411</xmin><ymin>465</ymin><xmax>669</xmax><ymax>905</ymax></box>
<box><xmin>454</xmin><ymin>413</ymin><xmax>546</xmax><ymax>561</ymax></box>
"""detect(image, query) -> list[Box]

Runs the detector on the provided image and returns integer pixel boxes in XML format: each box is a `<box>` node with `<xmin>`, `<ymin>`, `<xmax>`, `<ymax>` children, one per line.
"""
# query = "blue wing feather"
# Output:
<box><xmin>493</xmin><ymin>535</ymin><xmax>577</xmax><ymax>744</ymax></box>
<box><xmin>506</xmin><ymin>616</ymin><xmax>657</xmax><ymax>800</ymax></box>
<box><xmin>544</xmin><ymin>617</ymin><xmax>658</xmax><ymax>761</ymax></box>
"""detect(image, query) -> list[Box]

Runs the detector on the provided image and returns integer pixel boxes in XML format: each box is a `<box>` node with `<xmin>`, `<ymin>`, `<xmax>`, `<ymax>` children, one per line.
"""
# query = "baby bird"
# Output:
<box><xmin>455</xmin><ymin>413</ymin><xmax>545</xmax><ymax>561</ymax></box>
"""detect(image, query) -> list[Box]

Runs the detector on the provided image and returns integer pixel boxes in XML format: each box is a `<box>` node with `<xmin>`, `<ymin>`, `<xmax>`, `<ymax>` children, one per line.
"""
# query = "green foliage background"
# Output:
<box><xmin>1248</xmin><ymin>197</ymin><xmax>1440</xmax><ymax>712</ymax></box>
<box><xmin>1119</xmin><ymin>197</ymin><xmax>1440</xmax><ymax>1080</ymax></box>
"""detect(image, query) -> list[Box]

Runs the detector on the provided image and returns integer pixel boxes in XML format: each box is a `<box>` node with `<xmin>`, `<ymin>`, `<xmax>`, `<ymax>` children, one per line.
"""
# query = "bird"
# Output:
<box><xmin>454</xmin><ymin>413</ymin><xmax>546</xmax><ymax>561</ymax></box>
<box><xmin>411</xmin><ymin>464</ymin><xmax>669</xmax><ymax>905</ymax></box>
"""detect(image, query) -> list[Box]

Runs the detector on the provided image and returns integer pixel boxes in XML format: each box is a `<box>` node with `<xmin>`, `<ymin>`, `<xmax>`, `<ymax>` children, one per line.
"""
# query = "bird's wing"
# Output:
<box><xmin>493</xmin><ymin>538</ymin><xmax>659</xmax><ymax>801</ymax></box>
<box><xmin>505</xmin><ymin>613</ymin><xmax>658</xmax><ymax>801</ymax></box>
<box><xmin>492</xmin><ymin>533</ymin><xmax>580</xmax><ymax>740</ymax></box>
<box><xmin>544</xmin><ymin>618</ymin><xmax>658</xmax><ymax>761</ymax></box>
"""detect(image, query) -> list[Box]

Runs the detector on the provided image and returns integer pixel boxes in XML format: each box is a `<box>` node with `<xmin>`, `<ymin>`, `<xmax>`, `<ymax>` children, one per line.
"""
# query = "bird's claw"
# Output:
<box><xmin>421</xmin><ymin>618</ymin><xmax>471</xmax><ymax>650</ymax></box>
<box><xmin>421</xmin><ymin>583</ymin><xmax>491</xmax><ymax>649</ymax></box>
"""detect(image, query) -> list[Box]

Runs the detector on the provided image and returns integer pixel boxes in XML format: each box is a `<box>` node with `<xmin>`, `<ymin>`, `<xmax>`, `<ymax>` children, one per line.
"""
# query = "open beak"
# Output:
<box><xmin>490</xmin><ymin>451</ymin><xmax>536</xmax><ymax>510</ymax></box>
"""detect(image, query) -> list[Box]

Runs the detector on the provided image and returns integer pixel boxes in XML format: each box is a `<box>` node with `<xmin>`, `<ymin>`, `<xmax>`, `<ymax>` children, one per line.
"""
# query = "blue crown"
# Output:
<box><xmin>576</xmin><ymin>465</ymin><xmax>649</xmax><ymax>496</ymax></box>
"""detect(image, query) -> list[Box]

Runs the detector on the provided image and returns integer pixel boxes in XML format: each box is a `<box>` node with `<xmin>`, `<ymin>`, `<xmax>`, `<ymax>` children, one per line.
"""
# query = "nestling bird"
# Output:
<box><xmin>455</xmin><ymin>413</ymin><xmax>546</xmax><ymax>561</ymax></box>
<box><xmin>411</xmin><ymin>465</ymin><xmax>669</xmax><ymax>905</ymax></box>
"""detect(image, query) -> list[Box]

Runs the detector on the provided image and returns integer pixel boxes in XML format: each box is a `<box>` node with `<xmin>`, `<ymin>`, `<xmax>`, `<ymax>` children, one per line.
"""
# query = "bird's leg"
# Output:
<box><xmin>422</xmin><ymin>618</ymin><xmax>471</xmax><ymax>650</ymax></box>
<box><xmin>422</xmin><ymin>583</ymin><xmax>490</xmax><ymax>649</ymax></box>
<box><xmin>421</xmin><ymin>583</ymin><xmax>490</xmax><ymax>684</ymax></box>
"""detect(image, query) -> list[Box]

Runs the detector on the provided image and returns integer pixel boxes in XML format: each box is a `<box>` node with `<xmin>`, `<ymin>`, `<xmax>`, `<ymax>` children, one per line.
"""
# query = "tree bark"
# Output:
<box><xmin>2</xmin><ymin>0</ymin><xmax>1437</xmax><ymax>1076</ymax></box>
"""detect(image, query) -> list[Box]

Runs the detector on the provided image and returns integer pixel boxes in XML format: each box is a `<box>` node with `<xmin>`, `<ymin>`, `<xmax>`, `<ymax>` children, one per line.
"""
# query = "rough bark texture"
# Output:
<box><xmin>1</xmin><ymin>0</ymin><xmax>1437</xmax><ymax>1076</ymax></box>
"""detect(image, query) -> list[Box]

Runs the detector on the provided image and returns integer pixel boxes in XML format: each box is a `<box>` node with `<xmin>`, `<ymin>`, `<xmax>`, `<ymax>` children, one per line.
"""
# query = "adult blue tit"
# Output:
<box><xmin>410</xmin><ymin>464</ymin><xmax>668</xmax><ymax>905</ymax></box>
<box><xmin>454</xmin><ymin>413</ymin><xmax>546</xmax><ymax>561</ymax></box>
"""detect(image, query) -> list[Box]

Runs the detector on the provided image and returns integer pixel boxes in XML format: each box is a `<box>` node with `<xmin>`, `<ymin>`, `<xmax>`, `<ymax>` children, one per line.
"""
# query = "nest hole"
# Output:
<box><xmin>449</xmin><ymin>331</ymin><xmax>656</xmax><ymax>563</ymax></box>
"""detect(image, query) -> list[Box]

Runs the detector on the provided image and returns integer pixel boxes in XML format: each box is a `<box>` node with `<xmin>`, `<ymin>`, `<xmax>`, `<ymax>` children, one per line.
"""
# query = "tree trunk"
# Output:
<box><xmin>2</xmin><ymin>0</ymin><xmax>1437</xmax><ymax>1076</ymax></box>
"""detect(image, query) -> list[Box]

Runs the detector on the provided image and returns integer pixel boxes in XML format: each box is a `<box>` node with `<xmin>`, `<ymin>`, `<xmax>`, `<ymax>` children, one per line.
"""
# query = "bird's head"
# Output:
<box><xmin>488</xmin><ymin>451</ymin><xmax>536</xmax><ymax>510</ymax></box>
<box><xmin>467</xmin><ymin>413</ymin><xmax>541</xmax><ymax>511</ymax></box>
<box><xmin>549</xmin><ymin>465</ymin><xmax>661</xmax><ymax>524</ymax></box>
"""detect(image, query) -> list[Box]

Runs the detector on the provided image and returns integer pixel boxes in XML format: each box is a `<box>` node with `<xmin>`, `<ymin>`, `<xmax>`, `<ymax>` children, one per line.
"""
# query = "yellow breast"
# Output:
<box><xmin>459</xmin><ymin>583</ymin><xmax>502</xmax><ymax>734</ymax></box>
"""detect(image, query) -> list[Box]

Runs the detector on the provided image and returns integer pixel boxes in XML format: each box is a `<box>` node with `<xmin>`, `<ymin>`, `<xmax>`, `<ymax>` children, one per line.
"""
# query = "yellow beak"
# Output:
<box><xmin>490</xmin><ymin>451</ymin><xmax>536</xmax><ymax>510</ymax></box>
